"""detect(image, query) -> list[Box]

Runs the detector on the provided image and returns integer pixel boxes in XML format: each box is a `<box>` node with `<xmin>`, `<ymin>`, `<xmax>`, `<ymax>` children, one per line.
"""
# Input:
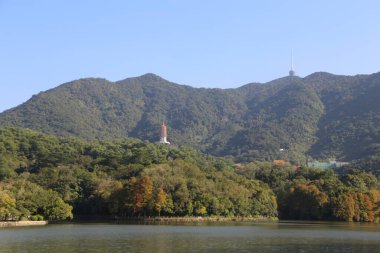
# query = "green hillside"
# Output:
<box><xmin>1</xmin><ymin>72</ymin><xmax>380</xmax><ymax>163</ymax></box>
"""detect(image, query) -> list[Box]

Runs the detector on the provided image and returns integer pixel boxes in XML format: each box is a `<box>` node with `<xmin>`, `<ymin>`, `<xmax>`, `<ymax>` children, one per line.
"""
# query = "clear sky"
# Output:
<box><xmin>1</xmin><ymin>0</ymin><xmax>380</xmax><ymax>112</ymax></box>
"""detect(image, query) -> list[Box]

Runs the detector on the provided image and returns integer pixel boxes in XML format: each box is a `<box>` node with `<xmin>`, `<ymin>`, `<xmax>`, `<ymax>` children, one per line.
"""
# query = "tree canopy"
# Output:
<box><xmin>1</xmin><ymin>128</ymin><xmax>379</xmax><ymax>222</ymax></box>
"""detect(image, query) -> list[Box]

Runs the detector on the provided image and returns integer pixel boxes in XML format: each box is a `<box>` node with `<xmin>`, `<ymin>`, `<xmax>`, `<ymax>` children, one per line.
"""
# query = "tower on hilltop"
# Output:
<box><xmin>159</xmin><ymin>121</ymin><xmax>170</xmax><ymax>144</ymax></box>
<box><xmin>289</xmin><ymin>50</ymin><xmax>296</xmax><ymax>77</ymax></box>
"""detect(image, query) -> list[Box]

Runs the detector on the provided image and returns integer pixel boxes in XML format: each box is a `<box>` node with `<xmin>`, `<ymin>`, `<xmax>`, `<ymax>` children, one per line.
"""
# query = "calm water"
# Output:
<box><xmin>0</xmin><ymin>222</ymin><xmax>380</xmax><ymax>252</ymax></box>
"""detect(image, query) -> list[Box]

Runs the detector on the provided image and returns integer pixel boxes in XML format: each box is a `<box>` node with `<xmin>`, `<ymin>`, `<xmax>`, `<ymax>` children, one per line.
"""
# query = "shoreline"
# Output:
<box><xmin>143</xmin><ymin>216</ymin><xmax>278</xmax><ymax>223</ymax></box>
<box><xmin>0</xmin><ymin>221</ymin><xmax>48</xmax><ymax>228</ymax></box>
<box><xmin>68</xmin><ymin>215</ymin><xmax>278</xmax><ymax>223</ymax></box>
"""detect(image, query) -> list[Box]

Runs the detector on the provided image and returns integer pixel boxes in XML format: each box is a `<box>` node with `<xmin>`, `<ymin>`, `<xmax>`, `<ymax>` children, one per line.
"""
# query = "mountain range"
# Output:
<box><xmin>1</xmin><ymin>72</ymin><xmax>380</xmax><ymax>163</ymax></box>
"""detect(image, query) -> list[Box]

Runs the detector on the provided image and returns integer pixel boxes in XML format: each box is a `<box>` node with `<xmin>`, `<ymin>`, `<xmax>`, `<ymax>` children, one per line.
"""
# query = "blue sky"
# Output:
<box><xmin>1</xmin><ymin>0</ymin><xmax>380</xmax><ymax>112</ymax></box>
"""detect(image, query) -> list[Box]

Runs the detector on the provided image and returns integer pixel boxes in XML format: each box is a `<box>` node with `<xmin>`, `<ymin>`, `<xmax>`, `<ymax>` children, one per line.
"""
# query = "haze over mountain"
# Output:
<box><xmin>1</xmin><ymin>72</ymin><xmax>380</xmax><ymax>163</ymax></box>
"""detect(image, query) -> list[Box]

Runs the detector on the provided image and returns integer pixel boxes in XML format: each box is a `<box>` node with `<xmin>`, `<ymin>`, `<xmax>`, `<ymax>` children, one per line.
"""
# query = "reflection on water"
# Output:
<box><xmin>0</xmin><ymin>222</ymin><xmax>380</xmax><ymax>253</ymax></box>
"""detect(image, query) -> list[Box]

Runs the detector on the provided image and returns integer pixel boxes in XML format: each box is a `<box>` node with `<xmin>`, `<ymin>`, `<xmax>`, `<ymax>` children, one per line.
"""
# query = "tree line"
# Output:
<box><xmin>238</xmin><ymin>162</ymin><xmax>380</xmax><ymax>222</ymax></box>
<box><xmin>0</xmin><ymin>128</ymin><xmax>277</xmax><ymax>220</ymax></box>
<box><xmin>0</xmin><ymin>127</ymin><xmax>379</xmax><ymax>222</ymax></box>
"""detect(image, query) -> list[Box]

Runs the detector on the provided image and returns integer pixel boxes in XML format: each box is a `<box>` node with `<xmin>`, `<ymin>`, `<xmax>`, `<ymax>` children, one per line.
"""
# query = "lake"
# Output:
<box><xmin>0</xmin><ymin>221</ymin><xmax>380</xmax><ymax>252</ymax></box>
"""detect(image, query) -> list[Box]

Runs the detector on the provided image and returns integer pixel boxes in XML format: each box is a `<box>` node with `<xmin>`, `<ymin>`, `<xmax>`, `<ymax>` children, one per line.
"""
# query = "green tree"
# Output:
<box><xmin>40</xmin><ymin>190</ymin><xmax>73</xmax><ymax>220</ymax></box>
<box><xmin>0</xmin><ymin>191</ymin><xmax>17</xmax><ymax>220</ymax></box>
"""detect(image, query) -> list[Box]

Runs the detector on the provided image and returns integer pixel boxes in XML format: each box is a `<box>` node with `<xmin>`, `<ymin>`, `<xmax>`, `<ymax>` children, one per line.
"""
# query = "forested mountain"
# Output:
<box><xmin>1</xmin><ymin>72</ymin><xmax>380</xmax><ymax>163</ymax></box>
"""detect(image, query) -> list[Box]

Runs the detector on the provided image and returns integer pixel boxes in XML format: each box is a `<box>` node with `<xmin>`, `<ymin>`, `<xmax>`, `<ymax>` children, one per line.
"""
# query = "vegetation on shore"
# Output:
<box><xmin>136</xmin><ymin>216</ymin><xmax>278</xmax><ymax>223</ymax></box>
<box><xmin>0</xmin><ymin>128</ymin><xmax>277</xmax><ymax>221</ymax></box>
<box><xmin>238</xmin><ymin>162</ymin><xmax>380</xmax><ymax>222</ymax></box>
<box><xmin>0</xmin><ymin>128</ymin><xmax>380</xmax><ymax>222</ymax></box>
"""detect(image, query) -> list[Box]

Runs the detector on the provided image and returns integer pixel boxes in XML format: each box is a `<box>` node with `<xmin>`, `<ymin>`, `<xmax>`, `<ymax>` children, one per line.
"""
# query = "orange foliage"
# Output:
<box><xmin>332</xmin><ymin>194</ymin><xmax>355</xmax><ymax>221</ymax></box>
<box><xmin>132</xmin><ymin>176</ymin><xmax>153</xmax><ymax>216</ymax></box>
<box><xmin>284</xmin><ymin>184</ymin><xmax>328</xmax><ymax>220</ymax></box>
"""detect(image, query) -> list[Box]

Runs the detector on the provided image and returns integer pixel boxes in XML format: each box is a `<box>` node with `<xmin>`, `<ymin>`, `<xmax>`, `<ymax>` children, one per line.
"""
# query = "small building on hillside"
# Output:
<box><xmin>273</xmin><ymin>160</ymin><xmax>287</xmax><ymax>166</ymax></box>
<box><xmin>307</xmin><ymin>161</ymin><xmax>349</xmax><ymax>170</ymax></box>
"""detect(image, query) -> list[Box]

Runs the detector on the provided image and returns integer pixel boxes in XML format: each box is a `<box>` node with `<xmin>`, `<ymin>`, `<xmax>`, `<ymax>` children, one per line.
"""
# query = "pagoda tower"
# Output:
<box><xmin>159</xmin><ymin>121</ymin><xmax>170</xmax><ymax>144</ymax></box>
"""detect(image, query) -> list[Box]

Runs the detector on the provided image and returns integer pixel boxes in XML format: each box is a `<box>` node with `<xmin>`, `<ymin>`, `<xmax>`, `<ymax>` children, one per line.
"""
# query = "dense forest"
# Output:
<box><xmin>0</xmin><ymin>128</ymin><xmax>277</xmax><ymax>221</ymax></box>
<box><xmin>1</xmin><ymin>128</ymin><xmax>380</xmax><ymax>222</ymax></box>
<box><xmin>1</xmin><ymin>72</ymin><xmax>380</xmax><ymax>163</ymax></box>
<box><xmin>238</xmin><ymin>162</ymin><xmax>380</xmax><ymax>222</ymax></box>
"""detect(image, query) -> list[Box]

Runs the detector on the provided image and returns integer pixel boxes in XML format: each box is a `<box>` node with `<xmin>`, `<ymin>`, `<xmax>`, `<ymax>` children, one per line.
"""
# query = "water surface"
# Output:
<box><xmin>0</xmin><ymin>221</ymin><xmax>379</xmax><ymax>252</ymax></box>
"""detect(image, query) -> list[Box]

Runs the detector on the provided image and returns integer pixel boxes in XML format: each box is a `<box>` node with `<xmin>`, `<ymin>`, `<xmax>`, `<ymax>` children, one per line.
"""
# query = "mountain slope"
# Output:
<box><xmin>1</xmin><ymin>72</ymin><xmax>380</xmax><ymax>163</ymax></box>
<box><xmin>307</xmin><ymin>72</ymin><xmax>380</xmax><ymax>160</ymax></box>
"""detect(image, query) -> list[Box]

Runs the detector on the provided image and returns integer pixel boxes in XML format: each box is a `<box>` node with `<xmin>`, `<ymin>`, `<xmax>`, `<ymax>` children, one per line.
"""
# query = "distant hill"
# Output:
<box><xmin>1</xmin><ymin>72</ymin><xmax>380</xmax><ymax>163</ymax></box>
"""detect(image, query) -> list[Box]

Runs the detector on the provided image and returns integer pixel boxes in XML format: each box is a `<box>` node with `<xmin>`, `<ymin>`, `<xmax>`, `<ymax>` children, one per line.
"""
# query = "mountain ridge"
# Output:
<box><xmin>1</xmin><ymin>71</ymin><xmax>380</xmax><ymax>163</ymax></box>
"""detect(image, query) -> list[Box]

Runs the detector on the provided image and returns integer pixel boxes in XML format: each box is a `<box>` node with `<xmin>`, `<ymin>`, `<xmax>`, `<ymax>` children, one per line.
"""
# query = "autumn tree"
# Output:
<box><xmin>133</xmin><ymin>176</ymin><xmax>153</xmax><ymax>216</ymax></box>
<box><xmin>154</xmin><ymin>187</ymin><xmax>167</xmax><ymax>217</ymax></box>
<box><xmin>350</xmin><ymin>193</ymin><xmax>375</xmax><ymax>222</ymax></box>
<box><xmin>369</xmin><ymin>190</ymin><xmax>380</xmax><ymax>222</ymax></box>
<box><xmin>281</xmin><ymin>184</ymin><xmax>328</xmax><ymax>220</ymax></box>
<box><xmin>332</xmin><ymin>194</ymin><xmax>355</xmax><ymax>221</ymax></box>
